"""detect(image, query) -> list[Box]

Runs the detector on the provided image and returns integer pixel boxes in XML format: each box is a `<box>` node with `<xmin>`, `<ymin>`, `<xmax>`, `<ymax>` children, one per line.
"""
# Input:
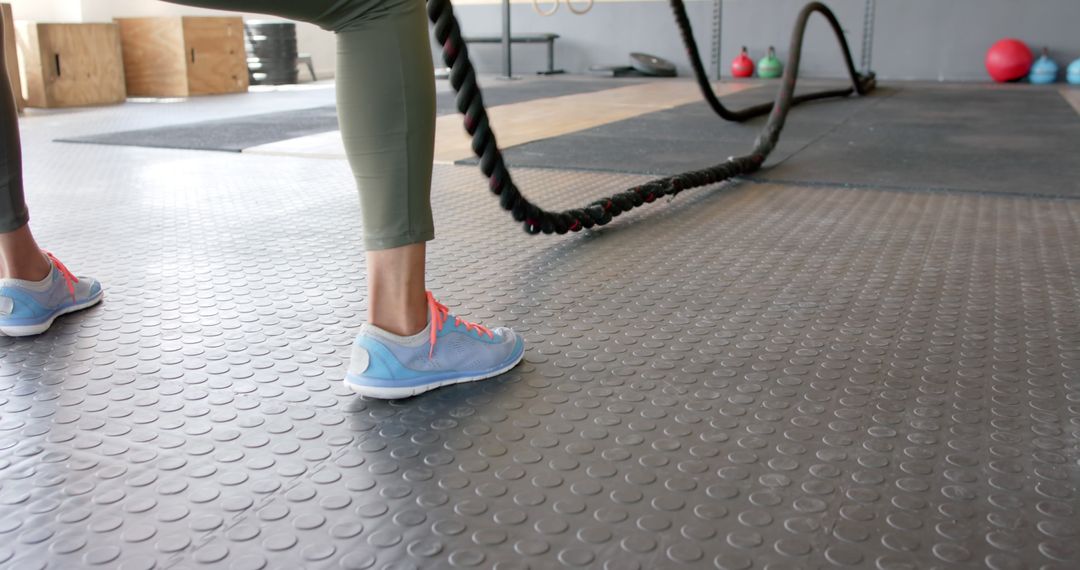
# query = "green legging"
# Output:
<box><xmin>0</xmin><ymin>0</ymin><xmax>435</xmax><ymax>250</ymax></box>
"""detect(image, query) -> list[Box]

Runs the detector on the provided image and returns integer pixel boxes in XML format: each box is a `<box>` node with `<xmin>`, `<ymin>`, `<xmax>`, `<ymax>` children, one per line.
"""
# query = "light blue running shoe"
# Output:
<box><xmin>0</xmin><ymin>252</ymin><xmax>103</xmax><ymax>337</ymax></box>
<box><xmin>345</xmin><ymin>291</ymin><xmax>525</xmax><ymax>399</ymax></box>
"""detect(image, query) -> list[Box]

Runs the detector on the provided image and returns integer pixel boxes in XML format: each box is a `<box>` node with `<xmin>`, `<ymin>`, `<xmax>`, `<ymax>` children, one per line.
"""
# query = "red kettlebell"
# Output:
<box><xmin>985</xmin><ymin>38</ymin><xmax>1033</xmax><ymax>82</ymax></box>
<box><xmin>731</xmin><ymin>46</ymin><xmax>754</xmax><ymax>78</ymax></box>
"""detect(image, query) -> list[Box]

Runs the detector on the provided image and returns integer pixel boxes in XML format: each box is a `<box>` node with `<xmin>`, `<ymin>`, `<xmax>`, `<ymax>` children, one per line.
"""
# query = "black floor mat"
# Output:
<box><xmin>457</xmin><ymin>84</ymin><xmax>885</xmax><ymax>173</ymax></box>
<box><xmin>458</xmin><ymin>84</ymin><xmax>1080</xmax><ymax>198</ymax></box>
<box><xmin>435</xmin><ymin>76</ymin><xmax>646</xmax><ymax>116</ymax></box>
<box><xmin>58</xmin><ymin>105</ymin><xmax>341</xmax><ymax>153</ymax></box>
<box><xmin>755</xmin><ymin>86</ymin><xmax>1080</xmax><ymax>197</ymax></box>
<box><xmin>57</xmin><ymin>77</ymin><xmax>646</xmax><ymax>152</ymax></box>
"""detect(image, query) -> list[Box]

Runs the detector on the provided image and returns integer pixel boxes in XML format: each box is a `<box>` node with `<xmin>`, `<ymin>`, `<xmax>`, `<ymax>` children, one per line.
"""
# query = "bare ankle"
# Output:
<box><xmin>366</xmin><ymin>242</ymin><xmax>428</xmax><ymax>336</ymax></box>
<box><xmin>367</xmin><ymin>284</ymin><xmax>429</xmax><ymax>336</ymax></box>
<box><xmin>369</xmin><ymin>312</ymin><xmax>428</xmax><ymax>337</ymax></box>
<box><xmin>0</xmin><ymin>249</ymin><xmax>51</xmax><ymax>281</ymax></box>
<box><xmin>0</xmin><ymin>257</ymin><xmax>51</xmax><ymax>281</ymax></box>
<box><xmin>0</xmin><ymin>225</ymin><xmax>52</xmax><ymax>281</ymax></box>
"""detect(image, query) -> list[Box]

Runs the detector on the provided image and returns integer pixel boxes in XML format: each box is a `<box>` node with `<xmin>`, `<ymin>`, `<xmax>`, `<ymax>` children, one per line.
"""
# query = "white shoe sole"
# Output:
<box><xmin>0</xmin><ymin>292</ymin><xmax>104</xmax><ymax>337</ymax></box>
<box><xmin>345</xmin><ymin>344</ymin><xmax>526</xmax><ymax>400</ymax></box>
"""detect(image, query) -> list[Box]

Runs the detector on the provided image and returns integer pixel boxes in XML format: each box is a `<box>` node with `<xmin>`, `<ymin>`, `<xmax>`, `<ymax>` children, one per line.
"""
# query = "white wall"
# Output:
<box><xmin>5</xmin><ymin>0</ymin><xmax>338</xmax><ymax>79</ymax></box>
<box><xmin>6</xmin><ymin>0</ymin><xmax>81</xmax><ymax>22</ymax></box>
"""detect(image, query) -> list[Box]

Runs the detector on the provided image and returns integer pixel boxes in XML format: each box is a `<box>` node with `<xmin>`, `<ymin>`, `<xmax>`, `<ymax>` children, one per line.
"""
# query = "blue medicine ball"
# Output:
<box><xmin>1029</xmin><ymin>50</ymin><xmax>1058</xmax><ymax>84</ymax></box>
<box><xmin>1068</xmin><ymin>58</ymin><xmax>1080</xmax><ymax>85</ymax></box>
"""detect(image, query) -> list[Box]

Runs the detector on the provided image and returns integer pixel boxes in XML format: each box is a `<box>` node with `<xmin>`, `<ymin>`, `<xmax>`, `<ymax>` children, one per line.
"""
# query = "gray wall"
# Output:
<box><xmin>442</xmin><ymin>0</ymin><xmax>1080</xmax><ymax>81</ymax></box>
<box><xmin>870</xmin><ymin>0</ymin><xmax>1080</xmax><ymax>81</ymax></box>
<box><xmin>442</xmin><ymin>2</ymin><xmax>715</xmax><ymax>78</ymax></box>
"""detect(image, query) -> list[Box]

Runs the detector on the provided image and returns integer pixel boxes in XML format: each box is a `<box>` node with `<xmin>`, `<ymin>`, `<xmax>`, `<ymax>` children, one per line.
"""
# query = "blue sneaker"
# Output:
<box><xmin>345</xmin><ymin>291</ymin><xmax>525</xmax><ymax>399</ymax></box>
<box><xmin>0</xmin><ymin>252</ymin><xmax>103</xmax><ymax>337</ymax></box>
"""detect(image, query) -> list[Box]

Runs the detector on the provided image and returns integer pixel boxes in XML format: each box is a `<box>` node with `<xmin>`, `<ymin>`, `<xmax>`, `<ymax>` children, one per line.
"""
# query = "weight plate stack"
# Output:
<box><xmin>629</xmin><ymin>52</ymin><xmax>678</xmax><ymax>77</ymax></box>
<box><xmin>587</xmin><ymin>65</ymin><xmax>650</xmax><ymax>78</ymax></box>
<box><xmin>244</xmin><ymin>20</ymin><xmax>299</xmax><ymax>85</ymax></box>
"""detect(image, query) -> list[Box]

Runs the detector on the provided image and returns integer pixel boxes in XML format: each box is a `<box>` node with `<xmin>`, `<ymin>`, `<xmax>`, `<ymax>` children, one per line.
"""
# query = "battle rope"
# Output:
<box><xmin>427</xmin><ymin>0</ymin><xmax>876</xmax><ymax>235</ymax></box>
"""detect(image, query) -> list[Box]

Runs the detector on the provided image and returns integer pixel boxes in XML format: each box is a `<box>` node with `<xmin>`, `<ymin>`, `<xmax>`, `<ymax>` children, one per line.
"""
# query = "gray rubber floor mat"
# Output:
<box><xmin>6</xmin><ymin>80</ymin><xmax>1079</xmax><ymax>569</ymax></box>
<box><xmin>3</xmin><ymin>153</ymin><xmax>1078</xmax><ymax>569</ymax></box>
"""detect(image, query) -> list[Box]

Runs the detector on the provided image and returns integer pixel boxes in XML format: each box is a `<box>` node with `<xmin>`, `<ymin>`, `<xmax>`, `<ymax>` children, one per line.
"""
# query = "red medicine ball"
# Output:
<box><xmin>985</xmin><ymin>38</ymin><xmax>1033</xmax><ymax>82</ymax></box>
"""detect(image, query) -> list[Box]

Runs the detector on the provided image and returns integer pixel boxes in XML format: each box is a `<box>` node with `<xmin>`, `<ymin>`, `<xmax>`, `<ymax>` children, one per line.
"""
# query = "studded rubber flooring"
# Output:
<box><xmin>2</xmin><ymin>81</ymin><xmax>1079</xmax><ymax>570</ymax></box>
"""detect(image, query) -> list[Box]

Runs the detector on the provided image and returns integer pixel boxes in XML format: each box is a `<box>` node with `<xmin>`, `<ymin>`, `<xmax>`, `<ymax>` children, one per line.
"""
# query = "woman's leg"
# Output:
<box><xmin>329</xmin><ymin>4</ymin><xmax>521</xmax><ymax>398</ymax></box>
<box><xmin>0</xmin><ymin>12</ymin><xmax>49</xmax><ymax>281</ymax></box>
<box><xmin>0</xmin><ymin>11</ymin><xmax>103</xmax><ymax>336</ymax></box>
<box><xmin>171</xmin><ymin>0</ymin><xmax>434</xmax><ymax>335</ymax></box>
<box><xmin>334</xmin><ymin>1</ymin><xmax>436</xmax><ymax>336</ymax></box>
<box><xmin>168</xmin><ymin>0</ymin><xmax>523</xmax><ymax>397</ymax></box>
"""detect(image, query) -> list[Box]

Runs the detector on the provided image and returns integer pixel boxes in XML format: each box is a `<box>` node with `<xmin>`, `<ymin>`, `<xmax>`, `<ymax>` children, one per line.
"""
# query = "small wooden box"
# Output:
<box><xmin>15</xmin><ymin>22</ymin><xmax>126</xmax><ymax>108</ymax></box>
<box><xmin>2</xmin><ymin>3</ymin><xmax>24</xmax><ymax>113</ymax></box>
<box><xmin>116</xmin><ymin>17</ymin><xmax>248</xmax><ymax>97</ymax></box>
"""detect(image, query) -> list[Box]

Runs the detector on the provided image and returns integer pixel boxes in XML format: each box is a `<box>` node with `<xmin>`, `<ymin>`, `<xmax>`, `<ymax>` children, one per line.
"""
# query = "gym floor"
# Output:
<box><xmin>2</xmin><ymin>76</ymin><xmax>1078</xmax><ymax>570</ymax></box>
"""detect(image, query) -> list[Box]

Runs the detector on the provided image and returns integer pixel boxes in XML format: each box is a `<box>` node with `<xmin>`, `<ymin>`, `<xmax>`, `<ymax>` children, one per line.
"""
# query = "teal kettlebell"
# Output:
<box><xmin>757</xmin><ymin>46</ymin><xmax>783</xmax><ymax>79</ymax></box>
<box><xmin>1028</xmin><ymin>48</ymin><xmax>1058</xmax><ymax>84</ymax></box>
<box><xmin>1068</xmin><ymin>58</ymin><xmax>1080</xmax><ymax>85</ymax></box>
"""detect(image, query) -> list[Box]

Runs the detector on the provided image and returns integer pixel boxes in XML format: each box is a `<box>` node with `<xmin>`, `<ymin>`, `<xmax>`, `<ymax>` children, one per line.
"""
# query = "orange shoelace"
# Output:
<box><xmin>44</xmin><ymin>251</ymin><xmax>79</xmax><ymax>302</ymax></box>
<box><xmin>427</xmin><ymin>291</ymin><xmax>493</xmax><ymax>359</ymax></box>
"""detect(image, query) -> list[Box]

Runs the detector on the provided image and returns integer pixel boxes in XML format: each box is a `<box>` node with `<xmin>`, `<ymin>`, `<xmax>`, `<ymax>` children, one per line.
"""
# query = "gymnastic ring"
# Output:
<box><xmin>567</xmin><ymin>0</ymin><xmax>593</xmax><ymax>15</ymax></box>
<box><xmin>532</xmin><ymin>0</ymin><xmax>559</xmax><ymax>17</ymax></box>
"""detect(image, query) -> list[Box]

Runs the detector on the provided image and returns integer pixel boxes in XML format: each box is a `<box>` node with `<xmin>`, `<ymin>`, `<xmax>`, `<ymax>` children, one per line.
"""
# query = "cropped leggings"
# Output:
<box><xmin>0</xmin><ymin>0</ymin><xmax>436</xmax><ymax>250</ymax></box>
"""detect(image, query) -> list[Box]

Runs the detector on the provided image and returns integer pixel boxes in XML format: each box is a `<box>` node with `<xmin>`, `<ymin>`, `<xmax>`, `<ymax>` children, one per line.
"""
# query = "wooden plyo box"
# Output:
<box><xmin>1</xmin><ymin>3</ymin><xmax>24</xmax><ymax>113</ymax></box>
<box><xmin>116</xmin><ymin>17</ymin><xmax>248</xmax><ymax>97</ymax></box>
<box><xmin>15</xmin><ymin>22</ymin><xmax>126</xmax><ymax>108</ymax></box>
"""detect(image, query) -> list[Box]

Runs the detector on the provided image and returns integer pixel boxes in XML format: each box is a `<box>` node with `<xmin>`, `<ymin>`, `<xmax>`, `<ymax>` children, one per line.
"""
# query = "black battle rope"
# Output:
<box><xmin>427</xmin><ymin>0</ymin><xmax>876</xmax><ymax>235</ymax></box>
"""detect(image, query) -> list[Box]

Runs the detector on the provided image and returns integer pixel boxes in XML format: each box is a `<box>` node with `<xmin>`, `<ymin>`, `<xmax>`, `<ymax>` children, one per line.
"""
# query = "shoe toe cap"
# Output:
<box><xmin>78</xmin><ymin>277</ymin><xmax>103</xmax><ymax>301</ymax></box>
<box><xmin>494</xmin><ymin>326</ymin><xmax>520</xmax><ymax>344</ymax></box>
<box><xmin>494</xmin><ymin>327</ymin><xmax>524</xmax><ymax>360</ymax></box>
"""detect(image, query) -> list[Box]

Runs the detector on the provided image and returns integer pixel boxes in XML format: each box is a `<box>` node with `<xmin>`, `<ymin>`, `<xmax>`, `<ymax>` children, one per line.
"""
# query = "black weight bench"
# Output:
<box><xmin>461</xmin><ymin>33</ymin><xmax>564</xmax><ymax>75</ymax></box>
